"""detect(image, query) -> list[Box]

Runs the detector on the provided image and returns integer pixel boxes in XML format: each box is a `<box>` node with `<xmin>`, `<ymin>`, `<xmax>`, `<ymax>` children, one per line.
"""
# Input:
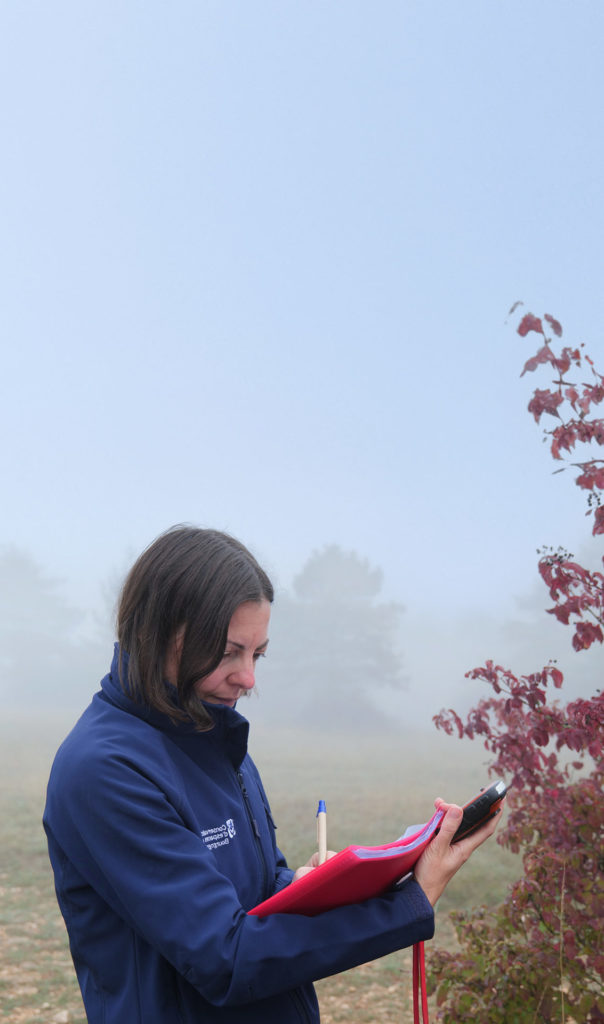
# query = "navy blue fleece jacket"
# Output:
<box><xmin>43</xmin><ymin>646</ymin><xmax>434</xmax><ymax>1023</ymax></box>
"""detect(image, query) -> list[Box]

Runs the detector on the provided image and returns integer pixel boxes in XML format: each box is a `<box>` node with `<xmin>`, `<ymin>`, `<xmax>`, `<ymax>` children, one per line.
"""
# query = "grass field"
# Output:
<box><xmin>0</xmin><ymin>712</ymin><xmax>520</xmax><ymax>1023</ymax></box>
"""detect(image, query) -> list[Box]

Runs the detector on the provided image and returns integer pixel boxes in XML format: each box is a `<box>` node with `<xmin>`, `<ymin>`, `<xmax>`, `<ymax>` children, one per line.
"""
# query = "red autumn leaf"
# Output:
<box><xmin>446</xmin><ymin>709</ymin><xmax>465</xmax><ymax>738</ymax></box>
<box><xmin>527</xmin><ymin>388</ymin><xmax>563</xmax><ymax>422</ymax></box>
<box><xmin>593</xmin><ymin>506</ymin><xmax>604</xmax><ymax>536</ymax></box>
<box><xmin>590</xmin><ymin>418</ymin><xmax>604</xmax><ymax>444</ymax></box>
<box><xmin>551</xmin><ymin>598</ymin><xmax>584</xmax><ymax>620</ymax></box>
<box><xmin>551</xmin><ymin>423</ymin><xmax>578</xmax><ymax>458</ymax></box>
<box><xmin>565</xmin><ymin>385</ymin><xmax>580</xmax><ymax>408</ymax></box>
<box><xmin>520</xmin><ymin>345</ymin><xmax>557</xmax><ymax>377</ymax></box>
<box><xmin>553</xmin><ymin>349</ymin><xmax>571</xmax><ymax>375</ymax></box>
<box><xmin>527</xmin><ymin>689</ymin><xmax>546</xmax><ymax>709</ymax></box>
<box><xmin>576</xmin><ymin>466</ymin><xmax>604</xmax><ymax>490</ymax></box>
<box><xmin>532</xmin><ymin>727</ymin><xmax>550</xmax><ymax>746</ymax></box>
<box><xmin>517</xmin><ymin>313</ymin><xmax>544</xmax><ymax>337</ymax></box>
<box><xmin>566</xmin><ymin>347</ymin><xmax>583</xmax><ymax>369</ymax></box>
<box><xmin>549</xmin><ymin>605</ymin><xmax>571</xmax><ymax>624</ymax></box>
<box><xmin>543</xmin><ymin>313</ymin><xmax>563</xmax><ymax>337</ymax></box>
<box><xmin>572</xmin><ymin>621</ymin><xmax>604</xmax><ymax>651</ymax></box>
<box><xmin>571</xmin><ymin>419</ymin><xmax>604</xmax><ymax>445</ymax></box>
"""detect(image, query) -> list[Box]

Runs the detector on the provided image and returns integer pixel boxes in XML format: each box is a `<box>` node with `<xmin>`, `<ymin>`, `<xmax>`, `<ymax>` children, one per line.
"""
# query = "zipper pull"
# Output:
<box><xmin>237</xmin><ymin>771</ymin><xmax>261</xmax><ymax>838</ymax></box>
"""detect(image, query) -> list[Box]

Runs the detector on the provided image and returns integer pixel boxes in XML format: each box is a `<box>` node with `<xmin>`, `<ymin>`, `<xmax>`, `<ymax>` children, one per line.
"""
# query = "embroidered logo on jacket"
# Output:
<box><xmin>201</xmin><ymin>819</ymin><xmax>237</xmax><ymax>851</ymax></box>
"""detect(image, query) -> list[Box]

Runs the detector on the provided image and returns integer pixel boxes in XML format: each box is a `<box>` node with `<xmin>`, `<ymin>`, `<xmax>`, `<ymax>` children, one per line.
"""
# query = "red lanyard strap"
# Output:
<box><xmin>412</xmin><ymin>941</ymin><xmax>429</xmax><ymax>1024</ymax></box>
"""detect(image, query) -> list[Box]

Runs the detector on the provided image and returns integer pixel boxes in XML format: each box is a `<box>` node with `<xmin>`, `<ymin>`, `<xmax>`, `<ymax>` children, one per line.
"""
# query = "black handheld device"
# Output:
<box><xmin>451</xmin><ymin>779</ymin><xmax>507</xmax><ymax>843</ymax></box>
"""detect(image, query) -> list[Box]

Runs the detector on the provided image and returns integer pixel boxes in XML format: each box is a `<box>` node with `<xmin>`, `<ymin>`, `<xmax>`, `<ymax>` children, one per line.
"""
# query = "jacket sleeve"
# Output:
<box><xmin>46</xmin><ymin>745</ymin><xmax>434</xmax><ymax>1009</ymax></box>
<box><xmin>272</xmin><ymin>848</ymin><xmax>295</xmax><ymax>893</ymax></box>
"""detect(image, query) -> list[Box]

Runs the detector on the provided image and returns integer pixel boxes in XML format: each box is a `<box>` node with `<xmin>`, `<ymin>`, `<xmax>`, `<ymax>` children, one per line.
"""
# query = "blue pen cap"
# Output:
<box><xmin>316</xmin><ymin>800</ymin><xmax>326</xmax><ymax>816</ymax></box>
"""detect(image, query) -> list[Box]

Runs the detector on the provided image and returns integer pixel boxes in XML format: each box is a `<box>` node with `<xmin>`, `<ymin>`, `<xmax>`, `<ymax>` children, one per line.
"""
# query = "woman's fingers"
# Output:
<box><xmin>293</xmin><ymin>849</ymin><xmax>338</xmax><ymax>880</ymax></box>
<box><xmin>414</xmin><ymin>799</ymin><xmax>504</xmax><ymax>906</ymax></box>
<box><xmin>435</xmin><ymin>803</ymin><xmax>464</xmax><ymax>841</ymax></box>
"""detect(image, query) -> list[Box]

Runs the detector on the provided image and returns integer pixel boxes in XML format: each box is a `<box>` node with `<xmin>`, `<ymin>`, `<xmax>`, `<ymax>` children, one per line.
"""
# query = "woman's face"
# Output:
<box><xmin>166</xmin><ymin>600</ymin><xmax>271</xmax><ymax>708</ymax></box>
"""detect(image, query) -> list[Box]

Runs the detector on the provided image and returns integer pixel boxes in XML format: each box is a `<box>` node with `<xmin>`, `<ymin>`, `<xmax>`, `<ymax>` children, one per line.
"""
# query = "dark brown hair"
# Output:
<box><xmin>117</xmin><ymin>525</ymin><xmax>273</xmax><ymax>729</ymax></box>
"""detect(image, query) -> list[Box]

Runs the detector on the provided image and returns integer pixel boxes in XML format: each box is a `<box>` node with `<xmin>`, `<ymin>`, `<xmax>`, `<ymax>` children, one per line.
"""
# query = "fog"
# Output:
<box><xmin>1</xmin><ymin>4</ymin><xmax>603</xmax><ymax>750</ymax></box>
<box><xmin>2</xmin><ymin>536</ymin><xmax>601</xmax><ymax>742</ymax></box>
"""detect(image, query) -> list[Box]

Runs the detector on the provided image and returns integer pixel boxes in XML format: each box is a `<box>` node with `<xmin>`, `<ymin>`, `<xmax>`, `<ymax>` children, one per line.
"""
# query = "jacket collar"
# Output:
<box><xmin>101</xmin><ymin>643</ymin><xmax>250</xmax><ymax>753</ymax></box>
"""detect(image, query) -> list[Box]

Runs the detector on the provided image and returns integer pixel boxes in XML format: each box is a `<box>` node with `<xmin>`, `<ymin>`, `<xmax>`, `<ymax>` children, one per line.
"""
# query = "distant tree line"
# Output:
<box><xmin>0</xmin><ymin>547</ymin><xmax>108</xmax><ymax>708</ymax></box>
<box><xmin>257</xmin><ymin>544</ymin><xmax>407</xmax><ymax>731</ymax></box>
<box><xmin>1</xmin><ymin>542</ymin><xmax>406</xmax><ymax>727</ymax></box>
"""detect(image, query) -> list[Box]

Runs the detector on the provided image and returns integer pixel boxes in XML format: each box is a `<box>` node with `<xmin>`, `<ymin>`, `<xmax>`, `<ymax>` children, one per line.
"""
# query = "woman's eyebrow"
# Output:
<box><xmin>225</xmin><ymin>638</ymin><xmax>270</xmax><ymax>651</ymax></box>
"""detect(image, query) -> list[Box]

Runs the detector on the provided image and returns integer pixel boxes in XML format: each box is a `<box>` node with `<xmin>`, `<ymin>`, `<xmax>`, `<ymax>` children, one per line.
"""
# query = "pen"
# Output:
<box><xmin>316</xmin><ymin>800</ymin><xmax>327</xmax><ymax>865</ymax></box>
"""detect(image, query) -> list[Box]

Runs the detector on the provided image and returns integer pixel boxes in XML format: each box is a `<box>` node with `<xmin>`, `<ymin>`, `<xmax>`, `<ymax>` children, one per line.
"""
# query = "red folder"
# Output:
<box><xmin>248</xmin><ymin>809</ymin><xmax>444</xmax><ymax>917</ymax></box>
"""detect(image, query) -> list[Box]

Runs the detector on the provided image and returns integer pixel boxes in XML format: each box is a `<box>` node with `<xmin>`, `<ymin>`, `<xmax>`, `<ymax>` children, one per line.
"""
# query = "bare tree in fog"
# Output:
<box><xmin>258</xmin><ymin>545</ymin><xmax>406</xmax><ymax>731</ymax></box>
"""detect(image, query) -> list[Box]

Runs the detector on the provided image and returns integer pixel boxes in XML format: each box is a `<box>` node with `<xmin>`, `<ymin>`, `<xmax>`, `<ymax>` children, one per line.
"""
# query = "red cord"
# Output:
<box><xmin>412</xmin><ymin>942</ymin><xmax>429</xmax><ymax>1024</ymax></box>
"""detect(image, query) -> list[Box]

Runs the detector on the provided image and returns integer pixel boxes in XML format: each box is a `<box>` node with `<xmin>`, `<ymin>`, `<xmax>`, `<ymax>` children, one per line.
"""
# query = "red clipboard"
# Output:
<box><xmin>248</xmin><ymin>810</ymin><xmax>444</xmax><ymax>917</ymax></box>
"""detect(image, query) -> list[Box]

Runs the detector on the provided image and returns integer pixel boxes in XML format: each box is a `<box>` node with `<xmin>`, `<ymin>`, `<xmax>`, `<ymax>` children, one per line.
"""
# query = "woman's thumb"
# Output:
<box><xmin>438</xmin><ymin>805</ymin><xmax>463</xmax><ymax>843</ymax></box>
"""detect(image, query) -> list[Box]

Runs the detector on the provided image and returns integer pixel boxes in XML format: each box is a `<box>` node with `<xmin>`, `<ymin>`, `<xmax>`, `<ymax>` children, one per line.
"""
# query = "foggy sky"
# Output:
<box><xmin>1</xmin><ymin>1</ymin><xmax>603</xmax><ymax>722</ymax></box>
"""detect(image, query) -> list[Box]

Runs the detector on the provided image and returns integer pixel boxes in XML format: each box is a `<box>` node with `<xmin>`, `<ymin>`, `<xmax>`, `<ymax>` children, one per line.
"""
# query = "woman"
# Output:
<box><xmin>44</xmin><ymin>525</ymin><xmax>500</xmax><ymax>1023</ymax></box>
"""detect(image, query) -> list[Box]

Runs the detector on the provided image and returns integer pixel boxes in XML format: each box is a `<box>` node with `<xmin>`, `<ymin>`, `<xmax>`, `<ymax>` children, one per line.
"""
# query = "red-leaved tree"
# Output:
<box><xmin>428</xmin><ymin>310</ymin><xmax>604</xmax><ymax>1023</ymax></box>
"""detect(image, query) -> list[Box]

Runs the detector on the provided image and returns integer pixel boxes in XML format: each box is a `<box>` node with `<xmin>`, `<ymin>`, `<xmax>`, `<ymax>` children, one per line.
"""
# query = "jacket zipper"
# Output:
<box><xmin>236</xmin><ymin>771</ymin><xmax>314</xmax><ymax>1023</ymax></box>
<box><xmin>236</xmin><ymin>769</ymin><xmax>270</xmax><ymax>901</ymax></box>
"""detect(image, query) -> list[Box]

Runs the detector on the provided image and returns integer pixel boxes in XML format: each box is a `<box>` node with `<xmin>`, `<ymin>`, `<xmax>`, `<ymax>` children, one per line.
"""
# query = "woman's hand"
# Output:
<box><xmin>293</xmin><ymin>850</ymin><xmax>337</xmax><ymax>882</ymax></box>
<box><xmin>413</xmin><ymin>797</ymin><xmax>503</xmax><ymax>907</ymax></box>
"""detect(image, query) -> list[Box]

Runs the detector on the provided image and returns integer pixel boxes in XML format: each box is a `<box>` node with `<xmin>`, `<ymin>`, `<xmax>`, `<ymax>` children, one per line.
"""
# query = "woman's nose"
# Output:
<box><xmin>230</xmin><ymin>661</ymin><xmax>256</xmax><ymax>689</ymax></box>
